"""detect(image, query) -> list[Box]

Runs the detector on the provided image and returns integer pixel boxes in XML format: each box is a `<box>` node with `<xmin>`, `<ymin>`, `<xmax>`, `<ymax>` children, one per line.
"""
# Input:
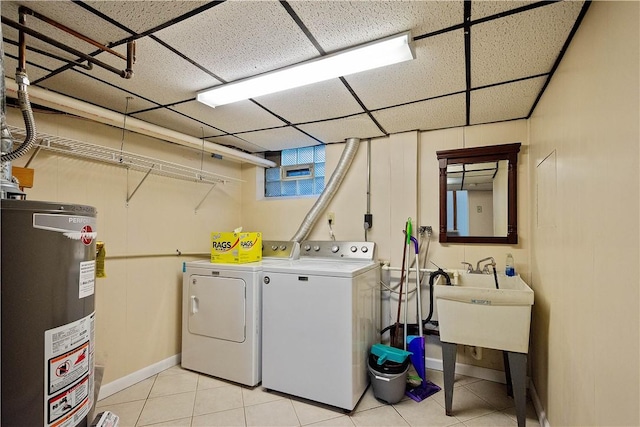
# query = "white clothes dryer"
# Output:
<box><xmin>261</xmin><ymin>241</ymin><xmax>380</xmax><ymax>410</ymax></box>
<box><xmin>181</xmin><ymin>241</ymin><xmax>298</xmax><ymax>386</ymax></box>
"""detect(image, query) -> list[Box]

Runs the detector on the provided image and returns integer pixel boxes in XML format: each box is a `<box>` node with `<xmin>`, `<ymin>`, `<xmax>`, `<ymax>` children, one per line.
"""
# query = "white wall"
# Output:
<box><xmin>468</xmin><ymin>190</ymin><xmax>493</xmax><ymax>236</ymax></box>
<box><xmin>243</xmin><ymin>121</ymin><xmax>530</xmax><ymax>370</ymax></box>
<box><xmin>6</xmin><ymin>107</ymin><xmax>243</xmax><ymax>384</ymax></box>
<box><xmin>528</xmin><ymin>1</ymin><xmax>639</xmax><ymax>425</ymax></box>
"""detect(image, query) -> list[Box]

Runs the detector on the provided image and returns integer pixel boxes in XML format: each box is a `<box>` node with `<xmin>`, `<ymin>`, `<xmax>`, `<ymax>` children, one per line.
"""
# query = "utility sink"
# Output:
<box><xmin>434</xmin><ymin>273</ymin><xmax>534</xmax><ymax>353</ymax></box>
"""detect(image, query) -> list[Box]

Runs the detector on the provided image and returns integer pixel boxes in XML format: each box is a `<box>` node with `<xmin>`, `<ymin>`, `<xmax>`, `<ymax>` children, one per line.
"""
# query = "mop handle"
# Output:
<box><xmin>410</xmin><ymin>236</ymin><xmax>423</xmax><ymax>339</ymax></box>
<box><xmin>403</xmin><ymin>218</ymin><xmax>413</xmax><ymax>350</ymax></box>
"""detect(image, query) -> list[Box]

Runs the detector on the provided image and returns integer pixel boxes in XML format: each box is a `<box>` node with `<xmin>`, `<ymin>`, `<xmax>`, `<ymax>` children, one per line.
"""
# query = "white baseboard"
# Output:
<box><xmin>425</xmin><ymin>356</ymin><xmax>508</xmax><ymax>384</ymax></box>
<box><xmin>530</xmin><ymin>381</ymin><xmax>550</xmax><ymax>427</ymax></box>
<box><xmin>97</xmin><ymin>354</ymin><xmax>181</xmax><ymax>401</ymax></box>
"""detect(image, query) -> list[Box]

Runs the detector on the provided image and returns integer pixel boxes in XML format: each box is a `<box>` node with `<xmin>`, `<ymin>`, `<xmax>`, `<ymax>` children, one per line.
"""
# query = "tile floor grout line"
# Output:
<box><xmin>133</xmin><ymin>374</ymin><xmax>158</xmax><ymax>427</ymax></box>
<box><xmin>462</xmin><ymin>382</ymin><xmax>518</xmax><ymax>412</ymax></box>
<box><xmin>189</xmin><ymin>374</ymin><xmax>200</xmax><ymax>425</ymax></box>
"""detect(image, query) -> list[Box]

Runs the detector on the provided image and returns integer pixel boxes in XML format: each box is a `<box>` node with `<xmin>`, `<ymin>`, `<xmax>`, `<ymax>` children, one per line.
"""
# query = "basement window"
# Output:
<box><xmin>265</xmin><ymin>145</ymin><xmax>325</xmax><ymax>197</ymax></box>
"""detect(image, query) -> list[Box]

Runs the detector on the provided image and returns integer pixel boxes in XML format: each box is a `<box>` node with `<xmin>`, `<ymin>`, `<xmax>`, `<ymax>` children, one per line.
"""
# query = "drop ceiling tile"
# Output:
<box><xmin>132</xmin><ymin>107</ymin><xmax>224</xmax><ymax>139</ymax></box>
<box><xmin>470</xmin><ymin>76</ymin><xmax>546</xmax><ymax>124</ymax></box>
<box><xmin>172</xmin><ymin>100</ymin><xmax>285</xmax><ymax>134</ymax></box>
<box><xmin>290</xmin><ymin>1</ymin><xmax>464</xmax><ymax>52</ymax></box>
<box><xmin>207</xmin><ymin>135</ymin><xmax>267</xmax><ymax>154</ymax></box>
<box><xmin>154</xmin><ymin>1</ymin><xmax>318</xmax><ymax>82</ymax></box>
<box><xmin>39</xmin><ymin>70</ymin><xmax>157</xmax><ymax>113</ymax></box>
<box><xmin>372</xmin><ymin>93</ymin><xmax>466</xmax><ymax>134</ymax></box>
<box><xmin>471</xmin><ymin>1</ymin><xmax>538</xmax><ymax>20</ymax></box>
<box><xmin>254</xmin><ymin>79</ymin><xmax>363</xmax><ymax>124</ymax></box>
<box><xmin>1</xmin><ymin>1</ymin><xmax>131</xmax><ymax>57</ymax></box>
<box><xmin>298</xmin><ymin>114</ymin><xmax>385</xmax><ymax>144</ymax></box>
<box><xmin>3</xmin><ymin>38</ymin><xmax>84</xmax><ymax>73</ymax></box>
<box><xmin>86</xmin><ymin>37</ymin><xmax>221</xmax><ymax>105</ymax></box>
<box><xmin>237</xmin><ymin>127</ymin><xmax>320</xmax><ymax>152</ymax></box>
<box><xmin>83</xmin><ymin>1</ymin><xmax>211</xmax><ymax>34</ymax></box>
<box><xmin>344</xmin><ymin>30</ymin><xmax>466</xmax><ymax>110</ymax></box>
<box><xmin>2</xmin><ymin>44</ymin><xmax>61</xmax><ymax>82</ymax></box>
<box><xmin>471</xmin><ymin>1</ymin><xmax>584</xmax><ymax>87</ymax></box>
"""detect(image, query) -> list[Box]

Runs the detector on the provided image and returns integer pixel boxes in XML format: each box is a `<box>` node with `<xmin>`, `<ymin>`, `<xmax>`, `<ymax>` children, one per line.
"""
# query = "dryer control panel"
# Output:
<box><xmin>299</xmin><ymin>241</ymin><xmax>375</xmax><ymax>260</ymax></box>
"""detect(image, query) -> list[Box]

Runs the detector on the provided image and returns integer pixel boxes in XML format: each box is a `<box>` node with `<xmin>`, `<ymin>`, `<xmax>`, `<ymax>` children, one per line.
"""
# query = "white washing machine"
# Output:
<box><xmin>261</xmin><ymin>241</ymin><xmax>380</xmax><ymax>411</ymax></box>
<box><xmin>181</xmin><ymin>241</ymin><xmax>298</xmax><ymax>386</ymax></box>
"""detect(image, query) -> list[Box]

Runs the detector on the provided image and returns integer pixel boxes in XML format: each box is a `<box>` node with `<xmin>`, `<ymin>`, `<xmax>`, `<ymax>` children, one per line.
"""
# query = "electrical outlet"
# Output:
<box><xmin>419</xmin><ymin>225</ymin><xmax>433</xmax><ymax>236</ymax></box>
<box><xmin>327</xmin><ymin>212</ymin><xmax>335</xmax><ymax>224</ymax></box>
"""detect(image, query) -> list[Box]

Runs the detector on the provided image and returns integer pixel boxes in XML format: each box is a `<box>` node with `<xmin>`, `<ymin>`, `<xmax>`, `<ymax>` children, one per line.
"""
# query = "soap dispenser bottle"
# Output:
<box><xmin>505</xmin><ymin>253</ymin><xmax>515</xmax><ymax>276</ymax></box>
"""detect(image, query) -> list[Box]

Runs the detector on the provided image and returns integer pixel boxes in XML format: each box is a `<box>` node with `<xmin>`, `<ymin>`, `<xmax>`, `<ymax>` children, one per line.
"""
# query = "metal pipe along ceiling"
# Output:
<box><xmin>3</xmin><ymin>78</ymin><xmax>276</xmax><ymax>168</ymax></box>
<box><xmin>290</xmin><ymin>137</ymin><xmax>361</xmax><ymax>243</ymax></box>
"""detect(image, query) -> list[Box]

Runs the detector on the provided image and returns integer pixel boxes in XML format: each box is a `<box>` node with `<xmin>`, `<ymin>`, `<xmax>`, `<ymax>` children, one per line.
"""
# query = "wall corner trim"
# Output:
<box><xmin>530</xmin><ymin>381</ymin><xmax>551</xmax><ymax>427</ymax></box>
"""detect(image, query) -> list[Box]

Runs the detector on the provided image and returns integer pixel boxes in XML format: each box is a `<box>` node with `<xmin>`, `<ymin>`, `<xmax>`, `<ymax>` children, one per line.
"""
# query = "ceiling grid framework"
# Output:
<box><xmin>1</xmin><ymin>0</ymin><xmax>590</xmax><ymax>156</ymax></box>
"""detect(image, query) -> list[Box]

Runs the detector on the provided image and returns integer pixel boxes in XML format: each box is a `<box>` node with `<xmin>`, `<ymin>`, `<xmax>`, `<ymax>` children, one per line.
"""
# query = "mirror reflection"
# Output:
<box><xmin>446</xmin><ymin>160</ymin><xmax>508</xmax><ymax>237</ymax></box>
<box><xmin>437</xmin><ymin>142</ymin><xmax>520</xmax><ymax>244</ymax></box>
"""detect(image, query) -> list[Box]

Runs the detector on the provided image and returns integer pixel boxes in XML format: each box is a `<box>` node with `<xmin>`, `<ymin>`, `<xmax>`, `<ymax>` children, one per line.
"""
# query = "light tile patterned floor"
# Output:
<box><xmin>95</xmin><ymin>366</ymin><xmax>539</xmax><ymax>427</ymax></box>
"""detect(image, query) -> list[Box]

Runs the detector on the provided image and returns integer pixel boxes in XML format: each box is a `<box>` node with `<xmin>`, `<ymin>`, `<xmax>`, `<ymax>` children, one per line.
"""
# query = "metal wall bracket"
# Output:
<box><xmin>194</xmin><ymin>183</ymin><xmax>217</xmax><ymax>213</ymax></box>
<box><xmin>126</xmin><ymin>166</ymin><xmax>153</xmax><ymax>205</ymax></box>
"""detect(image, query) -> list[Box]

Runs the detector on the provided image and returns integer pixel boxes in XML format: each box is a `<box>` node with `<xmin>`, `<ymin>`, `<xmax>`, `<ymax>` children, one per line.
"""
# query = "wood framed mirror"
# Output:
<box><xmin>437</xmin><ymin>143</ymin><xmax>521</xmax><ymax>244</ymax></box>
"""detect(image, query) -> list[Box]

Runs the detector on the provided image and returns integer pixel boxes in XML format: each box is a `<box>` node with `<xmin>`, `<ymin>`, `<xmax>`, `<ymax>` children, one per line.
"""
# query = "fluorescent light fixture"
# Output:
<box><xmin>197</xmin><ymin>31</ymin><xmax>414</xmax><ymax>108</ymax></box>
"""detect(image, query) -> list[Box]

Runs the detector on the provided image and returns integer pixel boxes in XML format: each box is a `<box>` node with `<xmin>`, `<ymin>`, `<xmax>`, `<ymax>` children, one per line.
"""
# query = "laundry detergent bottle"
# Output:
<box><xmin>505</xmin><ymin>253</ymin><xmax>515</xmax><ymax>276</ymax></box>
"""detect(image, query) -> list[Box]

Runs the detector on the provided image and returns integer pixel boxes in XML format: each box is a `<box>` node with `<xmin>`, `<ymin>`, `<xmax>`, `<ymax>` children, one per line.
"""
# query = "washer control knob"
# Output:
<box><xmin>271</xmin><ymin>245</ymin><xmax>278</xmax><ymax>251</ymax></box>
<box><xmin>350</xmin><ymin>246</ymin><xmax>357</xmax><ymax>253</ymax></box>
<box><xmin>331</xmin><ymin>245</ymin><xmax>340</xmax><ymax>253</ymax></box>
<box><xmin>264</xmin><ymin>276</ymin><xmax>270</xmax><ymax>284</ymax></box>
<box><xmin>313</xmin><ymin>245</ymin><xmax>321</xmax><ymax>252</ymax></box>
<box><xmin>303</xmin><ymin>244</ymin><xmax>311</xmax><ymax>251</ymax></box>
<box><xmin>279</xmin><ymin>245</ymin><xmax>286</xmax><ymax>251</ymax></box>
<box><xmin>361</xmin><ymin>246</ymin><xmax>368</xmax><ymax>253</ymax></box>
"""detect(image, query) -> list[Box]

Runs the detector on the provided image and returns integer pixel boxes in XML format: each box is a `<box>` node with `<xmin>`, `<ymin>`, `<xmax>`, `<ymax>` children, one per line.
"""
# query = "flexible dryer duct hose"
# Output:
<box><xmin>290</xmin><ymin>137</ymin><xmax>360</xmax><ymax>243</ymax></box>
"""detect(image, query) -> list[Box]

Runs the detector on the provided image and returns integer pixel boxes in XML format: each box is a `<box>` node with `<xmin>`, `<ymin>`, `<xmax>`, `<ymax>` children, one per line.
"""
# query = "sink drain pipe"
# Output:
<box><xmin>290</xmin><ymin>137</ymin><xmax>360</xmax><ymax>243</ymax></box>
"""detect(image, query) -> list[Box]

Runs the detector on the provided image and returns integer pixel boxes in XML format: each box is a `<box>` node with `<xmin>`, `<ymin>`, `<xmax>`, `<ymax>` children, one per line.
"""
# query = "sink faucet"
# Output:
<box><xmin>476</xmin><ymin>257</ymin><xmax>496</xmax><ymax>274</ymax></box>
<box><xmin>461</xmin><ymin>257</ymin><xmax>496</xmax><ymax>274</ymax></box>
<box><xmin>460</xmin><ymin>262</ymin><xmax>473</xmax><ymax>273</ymax></box>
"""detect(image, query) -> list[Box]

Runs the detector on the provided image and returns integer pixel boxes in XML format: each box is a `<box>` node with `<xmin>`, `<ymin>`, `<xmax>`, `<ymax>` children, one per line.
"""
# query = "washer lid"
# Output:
<box><xmin>262</xmin><ymin>259</ymin><xmax>378</xmax><ymax>278</ymax></box>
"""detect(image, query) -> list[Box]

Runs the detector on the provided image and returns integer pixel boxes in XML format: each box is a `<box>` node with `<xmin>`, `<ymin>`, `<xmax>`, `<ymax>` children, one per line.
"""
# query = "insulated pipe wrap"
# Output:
<box><xmin>290</xmin><ymin>137</ymin><xmax>360</xmax><ymax>243</ymax></box>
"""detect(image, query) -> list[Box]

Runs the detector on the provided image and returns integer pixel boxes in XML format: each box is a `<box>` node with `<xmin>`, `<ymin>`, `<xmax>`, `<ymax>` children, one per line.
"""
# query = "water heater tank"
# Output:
<box><xmin>1</xmin><ymin>199</ymin><xmax>97</xmax><ymax>427</ymax></box>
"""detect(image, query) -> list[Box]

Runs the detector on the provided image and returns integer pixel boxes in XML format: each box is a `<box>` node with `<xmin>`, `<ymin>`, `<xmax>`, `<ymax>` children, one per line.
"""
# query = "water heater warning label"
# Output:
<box><xmin>48</xmin><ymin>342</ymin><xmax>89</xmax><ymax>394</ymax></box>
<box><xmin>44</xmin><ymin>312</ymin><xmax>95</xmax><ymax>427</ymax></box>
<box><xmin>79</xmin><ymin>261</ymin><xmax>95</xmax><ymax>299</ymax></box>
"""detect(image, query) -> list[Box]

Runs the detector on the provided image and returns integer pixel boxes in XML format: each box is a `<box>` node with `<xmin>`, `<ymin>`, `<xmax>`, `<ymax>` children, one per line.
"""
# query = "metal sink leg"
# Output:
<box><xmin>441</xmin><ymin>341</ymin><xmax>457</xmax><ymax>416</ymax></box>
<box><xmin>441</xmin><ymin>343</ymin><xmax>528</xmax><ymax>427</ymax></box>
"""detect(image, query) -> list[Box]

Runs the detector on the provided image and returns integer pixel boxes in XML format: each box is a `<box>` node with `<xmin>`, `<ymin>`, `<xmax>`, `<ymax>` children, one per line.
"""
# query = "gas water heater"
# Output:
<box><xmin>1</xmin><ymin>199</ymin><xmax>97</xmax><ymax>427</ymax></box>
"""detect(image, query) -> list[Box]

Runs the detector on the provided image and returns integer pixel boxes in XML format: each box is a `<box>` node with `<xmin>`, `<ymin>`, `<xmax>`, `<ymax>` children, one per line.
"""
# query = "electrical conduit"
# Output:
<box><xmin>2</xmin><ymin>72</ymin><xmax>36</xmax><ymax>162</ymax></box>
<box><xmin>290</xmin><ymin>137</ymin><xmax>360</xmax><ymax>243</ymax></box>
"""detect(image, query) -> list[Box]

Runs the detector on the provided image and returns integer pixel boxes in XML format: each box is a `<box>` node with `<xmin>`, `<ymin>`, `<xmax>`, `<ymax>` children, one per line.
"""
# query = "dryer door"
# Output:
<box><xmin>188</xmin><ymin>275</ymin><xmax>246</xmax><ymax>343</ymax></box>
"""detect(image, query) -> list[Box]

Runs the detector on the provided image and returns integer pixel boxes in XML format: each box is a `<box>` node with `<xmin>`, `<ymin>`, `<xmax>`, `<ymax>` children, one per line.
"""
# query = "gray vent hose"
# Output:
<box><xmin>1</xmin><ymin>71</ymin><xmax>37</xmax><ymax>162</ymax></box>
<box><xmin>290</xmin><ymin>137</ymin><xmax>361</xmax><ymax>243</ymax></box>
